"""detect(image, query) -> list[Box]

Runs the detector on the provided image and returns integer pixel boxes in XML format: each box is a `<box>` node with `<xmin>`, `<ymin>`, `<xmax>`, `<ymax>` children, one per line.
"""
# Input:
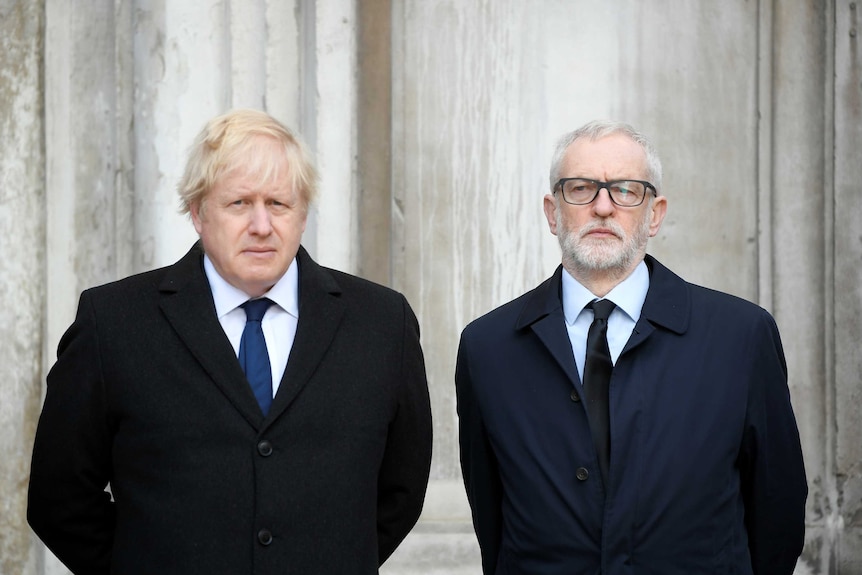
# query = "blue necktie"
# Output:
<box><xmin>584</xmin><ymin>299</ymin><xmax>616</xmax><ymax>488</ymax></box>
<box><xmin>239</xmin><ymin>298</ymin><xmax>274</xmax><ymax>416</ymax></box>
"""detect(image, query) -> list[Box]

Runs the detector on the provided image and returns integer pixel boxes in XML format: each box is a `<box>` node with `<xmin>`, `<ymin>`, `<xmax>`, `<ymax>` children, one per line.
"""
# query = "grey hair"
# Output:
<box><xmin>548</xmin><ymin>120</ymin><xmax>663</xmax><ymax>193</ymax></box>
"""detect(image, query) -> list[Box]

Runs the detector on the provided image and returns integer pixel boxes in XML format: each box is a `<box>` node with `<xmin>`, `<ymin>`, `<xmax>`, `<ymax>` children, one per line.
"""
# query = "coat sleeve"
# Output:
<box><xmin>28</xmin><ymin>290</ymin><xmax>116</xmax><ymax>575</ymax></box>
<box><xmin>455</xmin><ymin>331</ymin><xmax>503</xmax><ymax>575</ymax></box>
<box><xmin>376</xmin><ymin>295</ymin><xmax>433</xmax><ymax>564</ymax></box>
<box><xmin>738</xmin><ymin>311</ymin><xmax>807</xmax><ymax>575</ymax></box>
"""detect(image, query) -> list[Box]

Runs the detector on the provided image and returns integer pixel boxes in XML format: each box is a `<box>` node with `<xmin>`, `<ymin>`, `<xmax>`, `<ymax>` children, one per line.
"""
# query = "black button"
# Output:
<box><xmin>576</xmin><ymin>467</ymin><xmax>589</xmax><ymax>481</ymax></box>
<box><xmin>570</xmin><ymin>389</ymin><xmax>581</xmax><ymax>402</ymax></box>
<box><xmin>258</xmin><ymin>529</ymin><xmax>273</xmax><ymax>545</ymax></box>
<box><xmin>257</xmin><ymin>440</ymin><xmax>273</xmax><ymax>457</ymax></box>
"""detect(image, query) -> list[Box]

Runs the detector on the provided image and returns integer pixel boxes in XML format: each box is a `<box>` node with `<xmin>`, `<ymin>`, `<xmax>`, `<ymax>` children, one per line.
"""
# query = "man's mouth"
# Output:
<box><xmin>582</xmin><ymin>226</ymin><xmax>620</xmax><ymax>240</ymax></box>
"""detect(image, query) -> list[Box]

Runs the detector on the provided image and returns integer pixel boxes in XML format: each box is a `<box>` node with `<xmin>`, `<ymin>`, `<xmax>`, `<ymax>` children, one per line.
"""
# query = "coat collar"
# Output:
<box><xmin>512</xmin><ymin>255</ymin><xmax>691</xmax><ymax>380</ymax></box>
<box><xmin>515</xmin><ymin>265</ymin><xmax>564</xmax><ymax>331</ymax></box>
<box><xmin>638</xmin><ymin>254</ymin><xmax>690</xmax><ymax>336</ymax></box>
<box><xmin>515</xmin><ymin>255</ymin><xmax>690</xmax><ymax>336</ymax></box>
<box><xmin>157</xmin><ymin>242</ymin><xmax>345</xmax><ymax>431</ymax></box>
<box><xmin>618</xmin><ymin>255</ymin><xmax>690</xmax><ymax>355</ymax></box>
<box><xmin>514</xmin><ymin>266</ymin><xmax>581</xmax><ymax>385</ymax></box>
<box><xmin>158</xmin><ymin>243</ymin><xmax>264</xmax><ymax>426</ymax></box>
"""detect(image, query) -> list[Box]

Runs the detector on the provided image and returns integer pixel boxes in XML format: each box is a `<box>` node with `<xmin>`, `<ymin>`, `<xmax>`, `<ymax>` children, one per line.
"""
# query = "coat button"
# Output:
<box><xmin>257</xmin><ymin>440</ymin><xmax>273</xmax><ymax>457</ymax></box>
<box><xmin>570</xmin><ymin>389</ymin><xmax>581</xmax><ymax>402</ymax></box>
<box><xmin>258</xmin><ymin>529</ymin><xmax>273</xmax><ymax>545</ymax></box>
<box><xmin>576</xmin><ymin>467</ymin><xmax>589</xmax><ymax>481</ymax></box>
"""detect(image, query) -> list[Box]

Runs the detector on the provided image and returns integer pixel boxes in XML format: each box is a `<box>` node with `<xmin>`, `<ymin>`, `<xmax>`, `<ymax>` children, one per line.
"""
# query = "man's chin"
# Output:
<box><xmin>567</xmin><ymin>249</ymin><xmax>631</xmax><ymax>274</ymax></box>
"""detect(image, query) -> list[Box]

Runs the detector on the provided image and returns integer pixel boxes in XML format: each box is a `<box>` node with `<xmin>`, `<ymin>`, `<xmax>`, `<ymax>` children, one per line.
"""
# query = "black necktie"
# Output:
<box><xmin>239</xmin><ymin>298</ymin><xmax>274</xmax><ymax>416</ymax></box>
<box><xmin>583</xmin><ymin>299</ymin><xmax>616</xmax><ymax>488</ymax></box>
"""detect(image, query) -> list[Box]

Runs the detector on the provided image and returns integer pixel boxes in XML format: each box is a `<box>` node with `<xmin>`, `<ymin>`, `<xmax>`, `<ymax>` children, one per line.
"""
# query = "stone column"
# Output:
<box><xmin>768</xmin><ymin>2</ymin><xmax>838</xmax><ymax>572</ymax></box>
<box><xmin>833</xmin><ymin>0</ymin><xmax>862</xmax><ymax>568</ymax></box>
<box><xmin>356</xmin><ymin>0</ymin><xmax>392</xmax><ymax>283</ymax></box>
<box><xmin>0</xmin><ymin>3</ymin><xmax>45</xmax><ymax>574</ymax></box>
<box><xmin>308</xmin><ymin>0</ymin><xmax>360</xmax><ymax>271</ymax></box>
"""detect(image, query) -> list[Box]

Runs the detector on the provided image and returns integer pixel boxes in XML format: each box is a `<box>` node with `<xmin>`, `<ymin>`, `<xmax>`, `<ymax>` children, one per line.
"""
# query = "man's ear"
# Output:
<box><xmin>190</xmin><ymin>200</ymin><xmax>204</xmax><ymax>234</ymax></box>
<box><xmin>648</xmin><ymin>195</ymin><xmax>667</xmax><ymax>237</ymax></box>
<box><xmin>543</xmin><ymin>194</ymin><xmax>559</xmax><ymax>236</ymax></box>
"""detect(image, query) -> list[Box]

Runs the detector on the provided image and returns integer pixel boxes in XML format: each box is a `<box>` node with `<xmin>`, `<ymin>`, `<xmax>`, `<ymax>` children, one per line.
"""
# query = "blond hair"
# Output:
<box><xmin>178</xmin><ymin>109</ymin><xmax>318</xmax><ymax>213</ymax></box>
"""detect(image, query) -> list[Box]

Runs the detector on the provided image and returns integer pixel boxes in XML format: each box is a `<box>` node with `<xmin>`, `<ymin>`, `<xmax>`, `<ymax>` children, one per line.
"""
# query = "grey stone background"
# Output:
<box><xmin>0</xmin><ymin>1</ymin><xmax>859</xmax><ymax>574</ymax></box>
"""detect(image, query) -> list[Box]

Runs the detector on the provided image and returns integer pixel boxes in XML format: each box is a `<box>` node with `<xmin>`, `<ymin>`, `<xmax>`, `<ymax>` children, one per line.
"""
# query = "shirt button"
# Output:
<box><xmin>570</xmin><ymin>389</ymin><xmax>581</xmax><ymax>402</ymax></box>
<box><xmin>257</xmin><ymin>440</ymin><xmax>273</xmax><ymax>457</ymax></box>
<box><xmin>258</xmin><ymin>529</ymin><xmax>273</xmax><ymax>546</ymax></box>
<box><xmin>576</xmin><ymin>467</ymin><xmax>589</xmax><ymax>481</ymax></box>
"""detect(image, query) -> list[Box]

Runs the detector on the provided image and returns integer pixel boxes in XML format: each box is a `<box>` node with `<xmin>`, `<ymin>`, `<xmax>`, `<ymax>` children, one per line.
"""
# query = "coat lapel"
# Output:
<box><xmin>265</xmin><ymin>247</ymin><xmax>345</xmax><ymax>425</ymax></box>
<box><xmin>158</xmin><ymin>243</ymin><xmax>265</xmax><ymax>428</ymax></box>
<box><xmin>516</xmin><ymin>266</ymin><xmax>580</xmax><ymax>386</ymax></box>
<box><xmin>620</xmin><ymin>255</ymin><xmax>690</xmax><ymax>355</ymax></box>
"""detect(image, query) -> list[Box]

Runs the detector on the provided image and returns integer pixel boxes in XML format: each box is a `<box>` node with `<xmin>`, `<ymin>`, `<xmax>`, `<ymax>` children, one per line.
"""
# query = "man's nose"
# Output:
<box><xmin>592</xmin><ymin>187</ymin><xmax>616</xmax><ymax>215</ymax></box>
<box><xmin>248</xmin><ymin>204</ymin><xmax>273</xmax><ymax>235</ymax></box>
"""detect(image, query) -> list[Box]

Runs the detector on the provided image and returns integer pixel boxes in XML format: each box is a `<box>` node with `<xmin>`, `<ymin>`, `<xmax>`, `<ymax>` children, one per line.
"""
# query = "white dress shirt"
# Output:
<box><xmin>561</xmin><ymin>260</ymin><xmax>650</xmax><ymax>383</ymax></box>
<box><xmin>203</xmin><ymin>255</ymin><xmax>299</xmax><ymax>396</ymax></box>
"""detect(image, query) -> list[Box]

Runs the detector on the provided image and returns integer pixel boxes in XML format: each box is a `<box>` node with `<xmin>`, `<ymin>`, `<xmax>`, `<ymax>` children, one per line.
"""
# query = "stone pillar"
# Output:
<box><xmin>771</xmin><ymin>0</ymin><xmax>829</xmax><ymax>566</ymax></box>
<box><xmin>833</xmin><ymin>0</ymin><xmax>862</xmax><ymax>568</ymax></box>
<box><xmin>356</xmin><ymin>0</ymin><xmax>392</xmax><ymax>283</ymax></box>
<box><xmin>309</xmin><ymin>0</ymin><xmax>360</xmax><ymax>271</ymax></box>
<box><xmin>767</xmin><ymin>8</ymin><xmax>862</xmax><ymax>572</ymax></box>
<box><xmin>0</xmin><ymin>4</ymin><xmax>45</xmax><ymax>574</ymax></box>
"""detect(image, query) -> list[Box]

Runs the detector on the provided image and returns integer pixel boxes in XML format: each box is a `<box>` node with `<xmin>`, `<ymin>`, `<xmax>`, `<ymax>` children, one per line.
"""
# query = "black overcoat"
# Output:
<box><xmin>29</xmin><ymin>243</ymin><xmax>433</xmax><ymax>575</ymax></box>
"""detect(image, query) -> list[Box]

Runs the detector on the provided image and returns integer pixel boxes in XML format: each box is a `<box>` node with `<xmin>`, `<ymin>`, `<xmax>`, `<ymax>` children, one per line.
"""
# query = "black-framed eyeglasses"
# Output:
<box><xmin>554</xmin><ymin>178</ymin><xmax>657</xmax><ymax>207</ymax></box>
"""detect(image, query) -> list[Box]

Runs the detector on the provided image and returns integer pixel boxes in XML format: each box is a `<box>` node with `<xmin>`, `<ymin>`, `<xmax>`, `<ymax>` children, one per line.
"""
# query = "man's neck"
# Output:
<box><xmin>563</xmin><ymin>258</ymin><xmax>644</xmax><ymax>298</ymax></box>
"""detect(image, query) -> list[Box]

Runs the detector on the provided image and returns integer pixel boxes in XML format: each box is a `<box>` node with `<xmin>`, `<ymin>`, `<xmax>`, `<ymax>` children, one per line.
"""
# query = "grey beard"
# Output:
<box><xmin>557</xmin><ymin>212</ymin><xmax>651</xmax><ymax>277</ymax></box>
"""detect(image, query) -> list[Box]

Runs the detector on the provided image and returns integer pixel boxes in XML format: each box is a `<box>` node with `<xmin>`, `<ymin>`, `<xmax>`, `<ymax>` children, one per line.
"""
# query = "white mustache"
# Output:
<box><xmin>578</xmin><ymin>220</ymin><xmax>624</xmax><ymax>240</ymax></box>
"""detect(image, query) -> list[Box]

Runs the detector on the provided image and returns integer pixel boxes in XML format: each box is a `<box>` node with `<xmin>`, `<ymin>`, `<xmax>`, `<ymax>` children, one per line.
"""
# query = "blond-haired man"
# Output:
<box><xmin>29</xmin><ymin>109</ymin><xmax>432</xmax><ymax>575</ymax></box>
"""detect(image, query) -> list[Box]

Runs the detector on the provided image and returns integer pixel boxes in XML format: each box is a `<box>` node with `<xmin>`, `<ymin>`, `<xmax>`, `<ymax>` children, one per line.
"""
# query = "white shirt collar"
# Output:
<box><xmin>562</xmin><ymin>259</ymin><xmax>650</xmax><ymax>324</ymax></box>
<box><xmin>203</xmin><ymin>254</ymin><xmax>300</xmax><ymax>320</ymax></box>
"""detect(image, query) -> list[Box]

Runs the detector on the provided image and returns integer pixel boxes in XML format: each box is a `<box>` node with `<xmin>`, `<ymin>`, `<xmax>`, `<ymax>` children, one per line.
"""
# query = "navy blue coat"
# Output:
<box><xmin>456</xmin><ymin>255</ymin><xmax>806</xmax><ymax>575</ymax></box>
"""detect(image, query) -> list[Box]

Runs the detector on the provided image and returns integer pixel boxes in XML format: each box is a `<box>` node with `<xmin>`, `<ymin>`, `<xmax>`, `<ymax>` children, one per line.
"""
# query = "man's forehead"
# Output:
<box><xmin>562</xmin><ymin>134</ymin><xmax>647</xmax><ymax>174</ymax></box>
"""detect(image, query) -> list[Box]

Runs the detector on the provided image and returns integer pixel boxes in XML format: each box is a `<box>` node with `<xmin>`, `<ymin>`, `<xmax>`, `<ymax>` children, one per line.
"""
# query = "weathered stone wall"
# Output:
<box><xmin>0</xmin><ymin>1</ymin><xmax>859</xmax><ymax>574</ymax></box>
<box><xmin>0</xmin><ymin>2</ymin><xmax>44</xmax><ymax>573</ymax></box>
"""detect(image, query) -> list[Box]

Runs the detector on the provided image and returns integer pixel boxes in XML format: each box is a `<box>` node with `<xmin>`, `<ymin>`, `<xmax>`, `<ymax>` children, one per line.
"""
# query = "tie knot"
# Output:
<box><xmin>242</xmin><ymin>298</ymin><xmax>273</xmax><ymax>322</ymax></box>
<box><xmin>588</xmin><ymin>299</ymin><xmax>616</xmax><ymax>321</ymax></box>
